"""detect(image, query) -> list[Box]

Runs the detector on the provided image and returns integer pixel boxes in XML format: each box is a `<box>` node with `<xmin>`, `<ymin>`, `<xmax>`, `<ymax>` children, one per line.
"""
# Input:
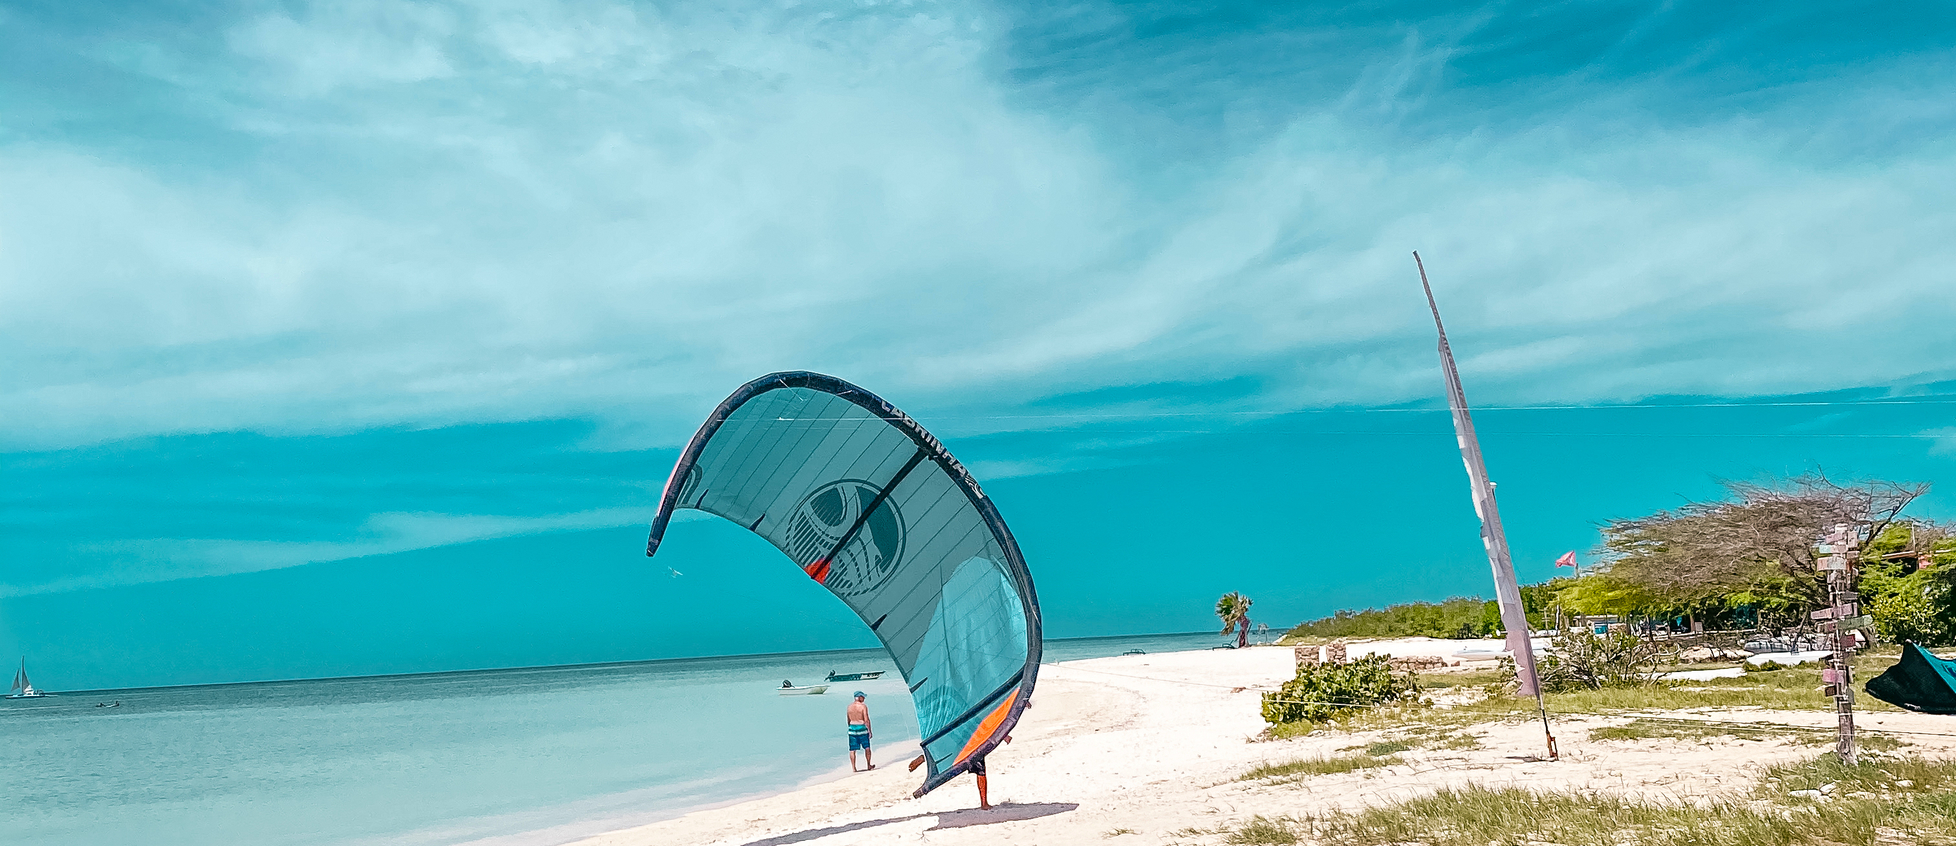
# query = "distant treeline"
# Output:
<box><xmin>1284</xmin><ymin>597</ymin><xmax>1503</xmax><ymax>641</ymax></box>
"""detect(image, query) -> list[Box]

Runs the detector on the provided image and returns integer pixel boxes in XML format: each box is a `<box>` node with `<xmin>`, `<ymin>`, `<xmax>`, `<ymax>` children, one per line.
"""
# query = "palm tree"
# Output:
<box><xmin>1216</xmin><ymin>592</ymin><xmax>1253</xmax><ymax>648</ymax></box>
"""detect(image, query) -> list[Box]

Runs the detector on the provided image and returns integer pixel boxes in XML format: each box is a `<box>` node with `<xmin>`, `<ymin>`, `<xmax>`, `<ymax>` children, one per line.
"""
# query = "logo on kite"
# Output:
<box><xmin>787</xmin><ymin>479</ymin><xmax>906</xmax><ymax>596</ymax></box>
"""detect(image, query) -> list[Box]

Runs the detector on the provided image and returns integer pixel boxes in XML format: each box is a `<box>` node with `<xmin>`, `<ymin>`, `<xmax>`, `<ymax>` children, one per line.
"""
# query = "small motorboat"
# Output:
<box><xmin>1121</xmin><ymin>649</ymin><xmax>1146</xmax><ymax>656</ymax></box>
<box><xmin>825</xmin><ymin>670</ymin><xmax>885</xmax><ymax>682</ymax></box>
<box><xmin>778</xmin><ymin>680</ymin><xmax>830</xmax><ymax>695</ymax></box>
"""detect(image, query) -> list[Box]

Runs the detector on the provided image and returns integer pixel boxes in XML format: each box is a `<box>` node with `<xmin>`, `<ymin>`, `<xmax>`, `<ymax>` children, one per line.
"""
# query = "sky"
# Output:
<box><xmin>3</xmin><ymin>0</ymin><xmax>1955</xmax><ymax>690</ymax></box>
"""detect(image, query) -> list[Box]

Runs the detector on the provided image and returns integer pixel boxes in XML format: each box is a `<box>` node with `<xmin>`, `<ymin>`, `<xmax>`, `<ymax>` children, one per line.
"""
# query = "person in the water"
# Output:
<box><xmin>846</xmin><ymin>691</ymin><xmax>874</xmax><ymax>771</ymax></box>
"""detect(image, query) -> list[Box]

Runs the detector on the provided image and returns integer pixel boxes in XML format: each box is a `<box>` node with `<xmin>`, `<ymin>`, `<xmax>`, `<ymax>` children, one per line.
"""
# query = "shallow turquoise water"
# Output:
<box><xmin>0</xmin><ymin>632</ymin><xmax>1230</xmax><ymax>846</ymax></box>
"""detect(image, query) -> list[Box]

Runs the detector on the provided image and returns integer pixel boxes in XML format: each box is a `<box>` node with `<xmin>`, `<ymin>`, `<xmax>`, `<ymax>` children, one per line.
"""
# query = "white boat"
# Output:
<box><xmin>8</xmin><ymin>658</ymin><xmax>49</xmax><ymax>699</ymax></box>
<box><xmin>1451</xmin><ymin>646</ymin><xmax>1505</xmax><ymax>662</ymax></box>
<box><xmin>778</xmin><ymin>683</ymin><xmax>830</xmax><ymax>695</ymax></box>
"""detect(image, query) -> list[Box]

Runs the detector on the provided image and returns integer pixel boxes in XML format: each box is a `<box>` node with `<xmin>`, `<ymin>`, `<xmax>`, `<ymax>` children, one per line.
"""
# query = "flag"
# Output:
<box><xmin>1555</xmin><ymin>551</ymin><xmax>1577</xmax><ymax>568</ymax></box>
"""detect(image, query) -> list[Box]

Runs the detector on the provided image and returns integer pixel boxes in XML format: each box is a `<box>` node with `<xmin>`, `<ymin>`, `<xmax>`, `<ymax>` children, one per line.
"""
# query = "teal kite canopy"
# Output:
<box><xmin>646</xmin><ymin>371</ymin><xmax>1042</xmax><ymax>796</ymax></box>
<box><xmin>1865</xmin><ymin>642</ymin><xmax>1956</xmax><ymax>715</ymax></box>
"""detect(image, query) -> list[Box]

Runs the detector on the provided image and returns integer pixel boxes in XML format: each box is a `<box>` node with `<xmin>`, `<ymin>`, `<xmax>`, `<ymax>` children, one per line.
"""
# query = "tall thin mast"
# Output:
<box><xmin>1415</xmin><ymin>253</ymin><xmax>1547</xmax><ymax>711</ymax></box>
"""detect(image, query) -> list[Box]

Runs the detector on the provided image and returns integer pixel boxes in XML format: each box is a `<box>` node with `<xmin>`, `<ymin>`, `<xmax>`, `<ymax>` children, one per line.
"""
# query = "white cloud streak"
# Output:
<box><xmin>0</xmin><ymin>506</ymin><xmax>655</xmax><ymax>597</ymax></box>
<box><xmin>2</xmin><ymin>0</ymin><xmax>1953</xmax><ymax>450</ymax></box>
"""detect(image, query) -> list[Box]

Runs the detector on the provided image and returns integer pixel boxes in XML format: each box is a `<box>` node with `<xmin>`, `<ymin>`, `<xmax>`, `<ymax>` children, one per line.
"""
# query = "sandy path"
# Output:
<box><xmin>566</xmin><ymin>641</ymin><xmax>1956</xmax><ymax>846</ymax></box>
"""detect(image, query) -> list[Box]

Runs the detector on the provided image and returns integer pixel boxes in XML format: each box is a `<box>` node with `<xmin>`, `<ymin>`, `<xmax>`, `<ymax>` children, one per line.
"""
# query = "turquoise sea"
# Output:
<box><xmin>0</xmin><ymin>632</ymin><xmax>1235</xmax><ymax>846</ymax></box>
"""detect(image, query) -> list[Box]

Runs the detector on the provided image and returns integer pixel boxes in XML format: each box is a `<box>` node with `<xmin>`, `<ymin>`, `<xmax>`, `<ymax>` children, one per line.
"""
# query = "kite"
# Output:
<box><xmin>645</xmin><ymin>371</ymin><xmax>1042</xmax><ymax>796</ymax></box>
<box><xmin>1866</xmin><ymin>643</ymin><xmax>1956</xmax><ymax>715</ymax></box>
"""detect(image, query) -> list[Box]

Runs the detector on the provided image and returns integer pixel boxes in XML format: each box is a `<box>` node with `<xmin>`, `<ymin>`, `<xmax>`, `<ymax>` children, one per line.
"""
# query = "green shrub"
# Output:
<box><xmin>1862</xmin><ymin>567</ymin><xmax>1956</xmax><ymax>646</ymax></box>
<box><xmin>1262</xmin><ymin>655</ymin><xmax>1420</xmax><ymax>724</ymax></box>
<box><xmin>1504</xmin><ymin>628</ymin><xmax>1656</xmax><ymax>692</ymax></box>
<box><xmin>1285</xmin><ymin>597</ymin><xmax>1501</xmax><ymax>641</ymax></box>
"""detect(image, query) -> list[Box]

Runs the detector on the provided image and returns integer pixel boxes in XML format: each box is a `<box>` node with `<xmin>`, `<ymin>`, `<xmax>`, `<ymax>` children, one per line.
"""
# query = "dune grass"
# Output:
<box><xmin>1285</xmin><ymin>656</ymin><xmax>1907</xmax><ymax>737</ymax></box>
<box><xmin>1337</xmin><ymin>733</ymin><xmax>1479</xmax><ymax>753</ymax></box>
<box><xmin>1222</xmin><ymin>755</ymin><xmax>1956</xmax><ymax>846</ymax></box>
<box><xmin>1272</xmin><ymin>647</ymin><xmax>1908</xmax><ymax>736</ymax></box>
<box><xmin>1225</xmin><ymin>815</ymin><xmax>1302</xmax><ymax>845</ymax></box>
<box><xmin>1236</xmin><ymin>650</ymin><xmax>1937</xmax><ymax>844</ymax></box>
<box><xmin>1241</xmin><ymin>753</ymin><xmax>1399</xmax><ymax>782</ymax></box>
<box><xmin>1414</xmin><ymin>669</ymin><xmax>1508</xmax><ymax>689</ymax></box>
<box><xmin>1317</xmin><ymin>784</ymin><xmax>1875</xmax><ymax>846</ymax></box>
<box><xmin>1588</xmin><ymin>717</ymin><xmax>1830</xmax><ymax>744</ymax></box>
<box><xmin>1761</xmin><ymin>752</ymin><xmax>1956</xmax><ymax>797</ymax></box>
<box><xmin>1587</xmin><ymin>717</ymin><xmax>1909</xmax><ymax>750</ymax></box>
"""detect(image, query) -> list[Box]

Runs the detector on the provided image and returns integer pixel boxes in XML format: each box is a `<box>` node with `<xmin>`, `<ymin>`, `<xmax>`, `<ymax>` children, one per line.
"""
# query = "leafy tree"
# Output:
<box><xmin>1596</xmin><ymin>473</ymin><xmax>1927</xmax><ymax>625</ymax></box>
<box><xmin>1858</xmin><ymin>523</ymin><xmax>1956</xmax><ymax>646</ymax></box>
<box><xmin>1548</xmin><ymin>572</ymin><xmax>1668</xmax><ymax>618</ymax></box>
<box><xmin>1217</xmin><ymin>591</ymin><xmax>1253</xmax><ymax>648</ymax></box>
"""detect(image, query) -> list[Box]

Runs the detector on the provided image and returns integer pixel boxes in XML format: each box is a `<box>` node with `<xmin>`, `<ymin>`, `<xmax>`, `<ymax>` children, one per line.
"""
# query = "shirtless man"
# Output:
<box><xmin>846</xmin><ymin>692</ymin><xmax>874</xmax><ymax>771</ymax></box>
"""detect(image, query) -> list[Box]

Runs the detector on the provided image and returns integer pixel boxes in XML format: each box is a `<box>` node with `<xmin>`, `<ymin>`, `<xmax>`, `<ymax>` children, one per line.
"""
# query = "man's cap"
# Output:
<box><xmin>854</xmin><ymin>691</ymin><xmax>866</xmax><ymax>698</ymax></box>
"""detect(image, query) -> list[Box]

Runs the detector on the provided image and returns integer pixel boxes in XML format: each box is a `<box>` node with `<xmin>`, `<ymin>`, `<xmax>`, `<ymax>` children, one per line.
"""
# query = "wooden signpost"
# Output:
<box><xmin>1818</xmin><ymin>523</ymin><xmax>1864</xmax><ymax>765</ymax></box>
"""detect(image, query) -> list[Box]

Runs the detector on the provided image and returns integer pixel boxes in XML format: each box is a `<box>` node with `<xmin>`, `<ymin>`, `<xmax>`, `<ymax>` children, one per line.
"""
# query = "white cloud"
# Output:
<box><xmin>227</xmin><ymin>1</ymin><xmax>459</xmax><ymax>95</ymax></box>
<box><xmin>1929</xmin><ymin>427</ymin><xmax>1956</xmax><ymax>456</ymax></box>
<box><xmin>3</xmin><ymin>0</ymin><xmax>1954</xmax><ymax>452</ymax></box>
<box><xmin>0</xmin><ymin>507</ymin><xmax>651</xmax><ymax>598</ymax></box>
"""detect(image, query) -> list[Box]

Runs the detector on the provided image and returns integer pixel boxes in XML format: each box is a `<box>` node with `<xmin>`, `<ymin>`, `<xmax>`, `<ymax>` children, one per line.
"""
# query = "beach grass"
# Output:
<box><xmin>1260</xmin><ymin>659</ymin><xmax>1921</xmax><ymax>766</ymax></box>
<box><xmin>1587</xmin><ymin>717</ymin><xmax>1829</xmax><ymax>744</ymax></box>
<box><xmin>1337</xmin><ymin>733</ymin><xmax>1476</xmax><ymax>753</ymax></box>
<box><xmin>1225</xmin><ymin>815</ymin><xmax>1301</xmax><ymax>845</ymax></box>
<box><xmin>1296</xmin><ymin>657</ymin><xmax>1907</xmax><ymax>735</ymax></box>
<box><xmin>1316</xmin><ymin>784</ymin><xmax>1895</xmax><ymax>846</ymax></box>
<box><xmin>1222</xmin><ymin>755</ymin><xmax>1956</xmax><ymax>846</ymax></box>
<box><xmin>1761</xmin><ymin>751</ymin><xmax>1956</xmax><ymax>797</ymax></box>
<box><xmin>1587</xmin><ymin>718</ymin><xmax>1909</xmax><ymax>750</ymax></box>
<box><xmin>1241</xmin><ymin>753</ymin><xmax>1400</xmax><ymax>782</ymax></box>
<box><xmin>1413</xmin><ymin>669</ymin><xmax>1507</xmax><ymax>689</ymax></box>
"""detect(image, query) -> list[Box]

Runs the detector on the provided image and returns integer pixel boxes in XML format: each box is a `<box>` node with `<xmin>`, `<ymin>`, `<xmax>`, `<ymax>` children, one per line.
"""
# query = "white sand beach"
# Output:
<box><xmin>568</xmin><ymin>640</ymin><xmax>1956</xmax><ymax>846</ymax></box>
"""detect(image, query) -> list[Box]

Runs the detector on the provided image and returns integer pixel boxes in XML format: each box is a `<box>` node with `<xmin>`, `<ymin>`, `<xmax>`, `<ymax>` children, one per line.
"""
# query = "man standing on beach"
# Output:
<box><xmin>847</xmin><ymin>692</ymin><xmax>874</xmax><ymax>771</ymax></box>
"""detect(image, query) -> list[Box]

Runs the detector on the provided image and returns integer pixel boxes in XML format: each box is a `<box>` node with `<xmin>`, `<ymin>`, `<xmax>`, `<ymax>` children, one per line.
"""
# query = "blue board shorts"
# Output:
<box><xmin>848</xmin><ymin>725</ymin><xmax>870</xmax><ymax>751</ymax></box>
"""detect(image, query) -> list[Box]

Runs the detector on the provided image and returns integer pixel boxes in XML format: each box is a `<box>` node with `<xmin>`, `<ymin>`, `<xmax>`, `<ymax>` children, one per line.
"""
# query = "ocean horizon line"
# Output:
<box><xmin>25</xmin><ymin>629</ymin><xmax>1233</xmax><ymax>697</ymax></box>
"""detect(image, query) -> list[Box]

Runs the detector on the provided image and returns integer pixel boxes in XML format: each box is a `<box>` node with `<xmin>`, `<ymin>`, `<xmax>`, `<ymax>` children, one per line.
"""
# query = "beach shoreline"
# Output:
<box><xmin>562</xmin><ymin>637</ymin><xmax>1956</xmax><ymax>846</ymax></box>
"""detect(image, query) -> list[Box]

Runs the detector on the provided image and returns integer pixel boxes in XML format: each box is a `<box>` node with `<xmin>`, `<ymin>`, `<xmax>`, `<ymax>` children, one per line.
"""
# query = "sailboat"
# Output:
<box><xmin>8</xmin><ymin>658</ymin><xmax>49</xmax><ymax>698</ymax></box>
